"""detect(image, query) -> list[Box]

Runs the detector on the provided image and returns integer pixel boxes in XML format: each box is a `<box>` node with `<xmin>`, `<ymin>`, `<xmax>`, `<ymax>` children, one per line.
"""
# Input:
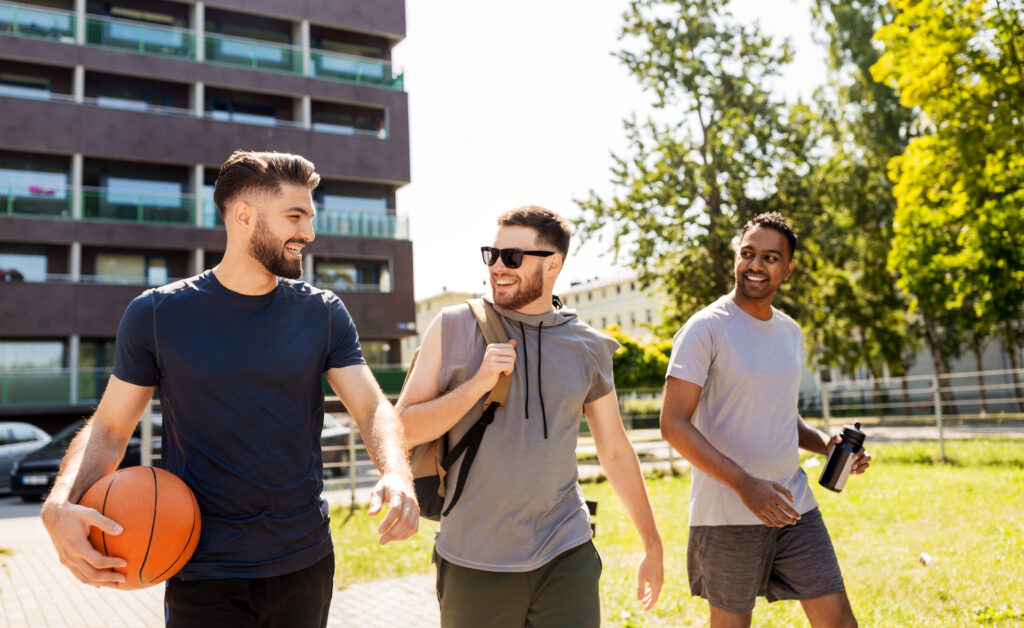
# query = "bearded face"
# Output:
<box><xmin>491</xmin><ymin>261</ymin><xmax>545</xmax><ymax>310</ymax></box>
<box><xmin>249</xmin><ymin>213</ymin><xmax>304</xmax><ymax>279</ymax></box>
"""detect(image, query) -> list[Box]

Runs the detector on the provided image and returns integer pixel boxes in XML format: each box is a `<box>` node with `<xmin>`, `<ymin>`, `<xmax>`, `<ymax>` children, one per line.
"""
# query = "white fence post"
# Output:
<box><xmin>821</xmin><ymin>381</ymin><xmax>831</xmax><ymax>434</ymax></box>
<box><xmin>932</xmin><ymin>374</ymin><xmax>946</xmax><ymax>461</ymax></box>
<box><xmin>141</xmin><ymin>400</ymin><xmax>154</xmax><ymax>466</ymax></box>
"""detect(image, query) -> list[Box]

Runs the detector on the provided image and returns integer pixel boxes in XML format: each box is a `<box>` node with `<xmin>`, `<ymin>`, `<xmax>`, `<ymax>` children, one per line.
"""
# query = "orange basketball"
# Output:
<box><xmin>80</xmin><ymin>466</ymin><xmax>201</xmax><ymax>590</ymax></box>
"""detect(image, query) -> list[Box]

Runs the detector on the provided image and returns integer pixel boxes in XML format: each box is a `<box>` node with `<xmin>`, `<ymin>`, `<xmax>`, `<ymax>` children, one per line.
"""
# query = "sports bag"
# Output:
<box><xmin>407</xmin><ymin>298</ymin><xmax>510</xmax><ymax>521</ymax></box>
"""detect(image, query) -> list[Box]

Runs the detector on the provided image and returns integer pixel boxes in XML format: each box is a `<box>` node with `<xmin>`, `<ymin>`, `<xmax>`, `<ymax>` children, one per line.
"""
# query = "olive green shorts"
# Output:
<box><xmin>434</xmin><ymin>540</ymin><xmax>602</xmax><ymax>628</ymax></box>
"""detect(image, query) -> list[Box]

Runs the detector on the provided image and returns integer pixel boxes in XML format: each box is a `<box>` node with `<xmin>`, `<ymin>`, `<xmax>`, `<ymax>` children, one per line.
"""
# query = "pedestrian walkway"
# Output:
<box><xmin>0</xmin><ymin>495</ymin><xmax>438</xmax><ymax>627</ymax></box>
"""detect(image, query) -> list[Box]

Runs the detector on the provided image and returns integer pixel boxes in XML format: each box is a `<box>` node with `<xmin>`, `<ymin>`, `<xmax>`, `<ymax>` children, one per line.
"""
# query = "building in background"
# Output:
<box><xmin>0</xmin><ymin>0</ymin><xmax>414</xmax><ymax>431</ymax></box>
<box><xmin>561</xmin><ymin>273</ymin><xmax>662</xmax><ymax>340</ymax></box>
<box><xmin>401</xmin><ymin>288</ymin><xmax>479</xmax><ymax>364</ymax></box>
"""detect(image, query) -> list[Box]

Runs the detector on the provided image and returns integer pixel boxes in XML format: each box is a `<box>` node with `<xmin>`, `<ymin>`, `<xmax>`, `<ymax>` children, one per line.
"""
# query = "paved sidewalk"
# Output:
<box><xmin>0</xmin><ymin>496</ymin><xmax>438</xmax><ymax>627</ymax></box>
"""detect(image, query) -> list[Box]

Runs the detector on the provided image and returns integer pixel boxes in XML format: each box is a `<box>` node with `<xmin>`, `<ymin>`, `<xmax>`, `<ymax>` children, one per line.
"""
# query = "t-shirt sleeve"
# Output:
<box><xmin>665</xmin><ymin>315</ymin><xmax>715</xmax><ymax>388</ymax></box>
<box><xmin>585</xmin><ymin>333</ymin><xmax>620</xmax><ymax>404</ymax></box>
<box><xmin>325</xmin><ymin>296</ymin><xmax>366</xmax><ymax>370</ymax></box>
<box><xmin>113</xmin><ymin>292</ymin><xmax>161</xmax><ymax>387</ymax></box>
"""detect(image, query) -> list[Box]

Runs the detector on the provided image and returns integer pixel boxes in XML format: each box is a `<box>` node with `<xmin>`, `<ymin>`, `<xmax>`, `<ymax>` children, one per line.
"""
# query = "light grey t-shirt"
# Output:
<box><xmin>434</xmin><ymin>297</ymin><xmax>618</xmax><ymax>571</ymax></box>
<box><xmin>666</xmin><ymin>296</ymin><xmax>817</xmax><ymax>526</ymax></box>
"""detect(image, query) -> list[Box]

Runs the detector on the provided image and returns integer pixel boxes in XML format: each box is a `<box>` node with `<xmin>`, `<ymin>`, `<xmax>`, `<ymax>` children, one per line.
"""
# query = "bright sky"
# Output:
<box><xmin>393</xmin><ymin>0</ymin><xmax>826</xmax><ymax>301</ymax></box>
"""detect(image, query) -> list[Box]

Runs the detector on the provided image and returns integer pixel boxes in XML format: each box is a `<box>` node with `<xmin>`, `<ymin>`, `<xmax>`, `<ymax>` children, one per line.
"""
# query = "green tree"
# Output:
<box><xmin>605</xmin><ymin>325</ymin><xmax>672</xmax><ymax>389</ymax></box>
<box><xmin>803</xmin><ymin>0</ymin><xmax>922</xmax><ymax>410</ymax></box>
<box><xmin>872</xmin><ymin>0</ymin><xmax>1024</xmax><ymax>406</ymax></box>
<box><xmin>575</xmin><ymin>0</ymin><xmax>817</xmax><ymax>332</ymax></box>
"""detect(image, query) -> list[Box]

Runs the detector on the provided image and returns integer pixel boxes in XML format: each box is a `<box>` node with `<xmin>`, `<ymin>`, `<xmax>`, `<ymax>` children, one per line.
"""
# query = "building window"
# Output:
<box><xmin>0</xmin><ymin>73</ymin><xmax>50</xmax><ymax>100</ymax></box>
<box><xmin>630</xmin><ymin>282</ymin><xmax>635</xmax><ymax>291</ymax></box>
<box><xmin>105</xmin><ymin>177</ymin><xmax>183</xmax><ymax>207</ymax></box>
<box><xmin>630</xmin><ymin>312</ymin><xmax>636</xmax><ymax>325</ymax></box>
<box><xmin>0</xmin><ymin>340</ymin><xmax>64</xmax><ymax>370</ymax></box>
<box><xmin>315</xmin><ymin>259</ymin><xmax>391</xmax><ymax>292</ymax></box>
<box><xmin>601</xmin><ymin>317</ymin><xmax>607</xmax><ymax>328</ymax></box>
<box><xmin>615</xmin><ymin>315</ymin><xmax>622</xmax><ymax>326</ymax></box>
<box><xmin>645</xmin><ymin>309</ymin><xmax>652</xmax><ymax>323</ymax></box>
<box><xmin>616</xmin><ymin>285</ymin><xmax>621</xmax><ymax>295</ymax></box>
<box><xmin>95</xmin><ymin>253</ymin><xmax>168</xmax><ymax>285</ymax></box>
<box><xmin>0</xmin><ymin>250</ymin><xmax>47</xmax><ymax>282</ymax></box>
<box><xmin>96</xmin><ymin>84</ymin><xmax>171</xmax><ymax>112</ymax></box>
<box><xmin>360</xmin><ymin>340</ymin><xmax>392</xmax><ymax>366</ymax></box>
<box><xmin>210</xmin><ymin>99</ymin><xmax>277</xmax><ymax>126</ymax></box>
<box><xmin>587</xmin><ymin>292</ymin><xmax>592</xmax><ymax>302</ymax></box>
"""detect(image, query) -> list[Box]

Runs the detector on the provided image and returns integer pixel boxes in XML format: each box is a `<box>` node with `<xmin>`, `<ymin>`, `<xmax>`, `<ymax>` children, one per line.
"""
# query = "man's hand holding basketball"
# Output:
<box><xmin>41</xmin><ymin>499</ymin><xmax>127</xmax><ymax>587</ymax></box>
<box><xmin>368</xmin><ymin>471</ymin><xmax>419</xmax><ymax>545</ymax></box>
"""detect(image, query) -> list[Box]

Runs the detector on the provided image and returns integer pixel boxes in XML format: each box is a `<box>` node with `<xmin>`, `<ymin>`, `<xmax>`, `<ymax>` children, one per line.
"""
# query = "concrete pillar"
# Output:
<box><xmin>68</xmin><ymin>334</ymin><xmax>80</xmax><ymax>404</ymax></box>
<box><xmin>70</xmin><ymin>242</ymin><xmax>81</xmax><ymax>282</ymax></box>
<box><xmin>190</xmin><ymin>81</ymin><xmax>205</xmax><ymax>118</ymax></box>
<box><xmin>74</xmin><ymin>0</ymin><xmax>85</xmax><ymax>44</ymax></box>
<box><xmin>192</xmin><ymin>2</ymin><xmax>205</xmax><ymax>61</ymax></box>
<box><xmin>295</xmin><ymin>95</ymin><xmax>312</xmax><ymax>130</ymax></box>
<box><xmin>73</xmin><ymin>65</ymin><xmax>84</xmax><ymax>103</ymax></box>
<box><xmin>192</xmin><ymin>248</ymin><xmax>205</xmax><ymax>275</ymax></box>
<box><xmin>295</xmin><ymin>19</ymin><xmax>310</xmax><ymax>75</ymax></box>
<box><xmin>303</xmin><ymin>254</ymin><xmax>314</xmax><ymax>282</ymax></box>
<box><xmin>191</xmin><ymin>164</ymin><xmax>205</xmax><ymax>226</ymax></box>
<box><xmin>71</xmin><ymin>153</ymin><xmax>83</xmax><ymax>219</ymax></box>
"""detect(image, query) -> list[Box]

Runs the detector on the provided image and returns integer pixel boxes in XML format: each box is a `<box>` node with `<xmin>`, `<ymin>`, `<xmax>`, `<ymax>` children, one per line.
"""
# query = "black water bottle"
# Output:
<box><xmin>819</xmin><ymin>422</ymin><xmax>866</xmax><ymax>493</ymax></box>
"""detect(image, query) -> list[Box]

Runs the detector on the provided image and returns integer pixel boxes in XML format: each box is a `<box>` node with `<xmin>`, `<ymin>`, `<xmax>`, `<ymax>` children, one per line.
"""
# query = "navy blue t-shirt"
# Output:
<box><xmin>113</xmin><ymin>270</ymin><xmax>365</xmax><ymax>579</ymax></box>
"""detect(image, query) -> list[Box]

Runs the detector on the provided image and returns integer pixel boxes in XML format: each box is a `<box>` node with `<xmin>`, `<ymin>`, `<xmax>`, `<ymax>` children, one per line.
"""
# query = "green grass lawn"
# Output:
<box><xmin>330</xmin><ymin>439</ymin><xmax>1024</xmax><ymax>626</ymax></box>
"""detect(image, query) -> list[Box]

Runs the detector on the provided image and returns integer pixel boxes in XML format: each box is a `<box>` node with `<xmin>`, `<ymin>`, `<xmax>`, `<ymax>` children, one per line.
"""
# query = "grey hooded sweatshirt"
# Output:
<box><xmin>433</xmin><ymin>296</ymin><xmax>619</xmax><ymax>571</ymax></box>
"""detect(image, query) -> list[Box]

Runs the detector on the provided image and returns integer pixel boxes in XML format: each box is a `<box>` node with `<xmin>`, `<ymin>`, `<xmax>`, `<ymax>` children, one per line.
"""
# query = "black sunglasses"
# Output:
<box><xmin>480</xmin><ymin>246</ymin><xmax>556</xmax><ymax>269</ymax></box>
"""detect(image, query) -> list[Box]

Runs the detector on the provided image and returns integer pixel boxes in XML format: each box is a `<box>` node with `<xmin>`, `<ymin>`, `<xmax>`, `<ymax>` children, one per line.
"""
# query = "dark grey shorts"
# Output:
<box><xmin>687</xmin><ymin>507</ymin><xmax>845</xmax><ymax>614</ymax></box>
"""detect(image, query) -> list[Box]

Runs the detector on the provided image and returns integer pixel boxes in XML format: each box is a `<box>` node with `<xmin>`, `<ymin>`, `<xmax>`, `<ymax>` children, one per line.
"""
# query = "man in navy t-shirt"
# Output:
<box><xmin>41</xmin><ymin>150</ymin><xmax>419</xmax><ymax>626</ymax></box>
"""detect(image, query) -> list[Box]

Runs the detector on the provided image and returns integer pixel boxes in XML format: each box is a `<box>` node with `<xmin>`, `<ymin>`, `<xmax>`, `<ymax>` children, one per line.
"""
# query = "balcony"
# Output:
<box><xmin>85</xmin><ymin>14</ymin><xmax>194</xmax><ymax>58</ymax></box>
<box><xmin>310</xmin><ymin>50</ymin><xmax>403</xmax><ymax>90</ymax></box>
<box><xmin>0</xmin><ymin>1</ymin><xmax>403</xmax><ymax>90</ymax></box>
<box><xmin>314</xmin><ymin>209</ymin><xmax>409</xmax><ymax>240</ymax></box>
<box><xmin>82</xmin><ymin>186</ymin><xmax>196</xmax><ymax>226</ymax></box>
<box><xmin>2</xmin><ymin>184</ymin><xmax>72</xmax><ymax>218</ymax></box>
<box><xmin>0</xmin><ymin>2</ymin><xmax>74</xmax><ymax>43</ymax></box>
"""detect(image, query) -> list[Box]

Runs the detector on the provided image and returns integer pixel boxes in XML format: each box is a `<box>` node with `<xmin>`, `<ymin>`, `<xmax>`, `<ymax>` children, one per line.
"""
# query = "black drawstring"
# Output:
<box><xmin>538</xmin><ymin>321</ymin><xmax>547</xmax><ymax>439</ymax></box>
<box><xmin>517</xmin><ymin>320</ymin><xmax>548</xmax><ymax>439</ymax></box>
<box><xmin>518</xmin><ymin>320</ymin><xmax>529</xmax><ymax>420</ymax></box>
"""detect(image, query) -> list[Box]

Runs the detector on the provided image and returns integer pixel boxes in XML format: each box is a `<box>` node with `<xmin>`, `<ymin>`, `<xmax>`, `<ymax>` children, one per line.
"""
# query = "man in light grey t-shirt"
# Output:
<box><xmin>397</xmin><ymin>206</ymin><xmax>663</xmax><ymax>627</ymax></box>
<box><xmin>661</xmin><ymin>212</ymin><xmax>870</xmax><ymax>628</ymax></box>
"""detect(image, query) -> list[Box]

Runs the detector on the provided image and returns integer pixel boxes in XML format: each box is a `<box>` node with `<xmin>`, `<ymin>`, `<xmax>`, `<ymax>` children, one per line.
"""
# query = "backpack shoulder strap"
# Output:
<box><xmin>466</xmin><ymin>299</ymin><xmax>511</xmax><ymax>407</ymax></box>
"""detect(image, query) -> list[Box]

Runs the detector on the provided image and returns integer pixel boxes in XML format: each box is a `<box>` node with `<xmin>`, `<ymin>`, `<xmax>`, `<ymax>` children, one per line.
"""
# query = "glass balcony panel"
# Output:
<box><xmin>0</xmin><ymin>370</ymin><xmax>70</xmax><ymax>407</ymax></box>
<box><xmin>85</xmin><ymin>16</ymin><xmax>193</xmax><ymax>58</ymax></box>
<box><xmin>0</xmin><ymin>169</ymin><xmax>71</xmax><ymax>218</ymax></box>
<box><xmin>77</xmin><ymin>368</ymin><xmax>112</xmax><ymax>404</ymax></box>
<box><xmin>205</xmin><ymin>34</ymin><xmax>300</xmax><ymax>73</ymax></box>
<box><xmin>310</xmin><ymin>51</ymin><xmax>402</xmax><ymax>89</ymax></box>
<box><xmin>82</xmin><ymin>187</ymin><xmax>195</xmax><ymax>225</ymax></box>
<box><xmin>0</xmin><ymin>2</ymin><xmax>75</xmax><ymax>42</ymax></box>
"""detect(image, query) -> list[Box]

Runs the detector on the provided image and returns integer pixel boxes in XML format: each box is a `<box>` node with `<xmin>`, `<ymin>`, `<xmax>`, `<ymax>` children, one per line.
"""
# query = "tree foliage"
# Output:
<box><xmin>606</xmin><ymin>325</ymin><xmax>673</xmax><ymax>389</ymax></box>
<box><xmin>575</xmin><ymin>0</ymin><xmax>816</xmax><ymax>332</ymax></box>
<box><xmin>872</xmin><ymin>0</ymin><xmax>1024</xmax><ymax>375</ymax></box>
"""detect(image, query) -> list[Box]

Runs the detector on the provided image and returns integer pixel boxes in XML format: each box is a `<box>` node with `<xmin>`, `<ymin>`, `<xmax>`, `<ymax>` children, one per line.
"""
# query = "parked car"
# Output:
<box><xmin>9</xmin><ymin>417</ymin><xmax>162</xmax><ymax>502</ymax></box>
<box><xmin>321</xmin><ymin>414</ymin><xmax>352</xmax><ymax>478</ymax></box>
<box><xmin>0</xmin><ymin>422</ymin><xmax>51</xmax><ymax>494</ymax></box>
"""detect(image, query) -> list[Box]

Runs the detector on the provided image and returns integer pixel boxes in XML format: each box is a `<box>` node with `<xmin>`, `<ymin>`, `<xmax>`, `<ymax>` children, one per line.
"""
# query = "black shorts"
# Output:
<box><xmin>164</xmin><ymin>552</ymin><xmax>334</xmax><ymax>628</ymax></box>
<box><xmin>687</xmin><ymin>508</ymin><xmax>845</xmax><ymax>614</ymax></box>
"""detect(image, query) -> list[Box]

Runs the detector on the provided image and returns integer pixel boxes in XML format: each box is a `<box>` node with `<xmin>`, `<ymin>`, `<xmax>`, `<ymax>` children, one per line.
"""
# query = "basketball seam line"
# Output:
<box><xmin>138</xmin><ymin>467</ymin><xmax>158</xmax><ymax>585</ymax></box>
<box><xmin>150</xmin><ymin>481</ymin><xmax>199</xmax><ymax>583</ymax></box>
<box><xmin>98</xmin><ymin>469</ymin><xmax>122</xmax><ymax>560</ymax></box>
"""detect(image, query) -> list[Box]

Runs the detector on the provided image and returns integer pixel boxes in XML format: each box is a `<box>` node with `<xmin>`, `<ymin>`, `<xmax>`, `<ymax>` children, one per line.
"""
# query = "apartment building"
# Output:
<box><xmin>0</xmin><ymin>0</ymin><xmax>414</xmax><ymax>430</ymax></box>
<box><xmin>562</xmin><ymin>273</ymin><xmax>663</xmax><ymax>340</ymax></box>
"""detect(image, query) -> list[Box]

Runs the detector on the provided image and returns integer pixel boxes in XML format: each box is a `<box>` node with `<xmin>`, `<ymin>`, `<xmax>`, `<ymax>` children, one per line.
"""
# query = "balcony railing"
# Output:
<box><xmin>2</xmin><ymin>186</ymin><xmax>411</xmax><ymax>239</ymax></box>
<box><xmin>85</xmin><ymin>14</ymin><xmax>194</xmax><ymax>58</ymax></box>
<box><xmin>82</xmin><ymin>187</ymin><xmax>196</xmax><ymax>226</ymax></box>
<box><xmin>314</xmin><ymin>210</ymin><xmax>409</xmax><ymax>239</ymax></box>
<box><xmin>205</xmin><ymin>32</ymin><xmax>301</xmax><ymax>73</ymax></box>
<box><xmin>0</xmin><ymin>1</ymin><xmax>403</xmax><ymax>90</ymax></box>
<box><xmin>2</xmin><ymin>185</ymin><xmax>72</xmax><ymax>218</ymax></box>
<box><xmin>0</xmin><ymin>2</ymin><xmax>74</xmax><ymax>43</ymax></box>
<box><xmin>310</xmin><ymin>50</ymin><xmax>404</xmax><ymax>90</ymax></box>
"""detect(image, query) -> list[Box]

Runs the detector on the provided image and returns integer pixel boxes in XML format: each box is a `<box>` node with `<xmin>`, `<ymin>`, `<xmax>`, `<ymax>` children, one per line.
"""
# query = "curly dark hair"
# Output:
<box><xmin>740</xmin><ymin>211</ymin><xmax>798</xmax><ymax>258</ymax></box>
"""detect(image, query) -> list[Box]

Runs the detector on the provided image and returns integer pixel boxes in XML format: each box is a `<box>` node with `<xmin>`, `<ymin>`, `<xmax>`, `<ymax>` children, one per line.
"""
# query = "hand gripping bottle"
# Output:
<box><xmin>818</xmin><ymin>422</ymin><xmax>866</xmax><ymax>493</ymax></box>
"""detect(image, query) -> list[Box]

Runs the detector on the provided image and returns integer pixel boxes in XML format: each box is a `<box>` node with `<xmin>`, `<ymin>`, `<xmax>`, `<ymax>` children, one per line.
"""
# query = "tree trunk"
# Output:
<box><xmin>923</xmin><ymin>316</ymin><xmax>956</xmax><ymax>415</ymax></box>
<box><xmin>1005</xmin><ymin>332</ymin><xmax>1024</xmax><ymax>413</ymax></box>
<box><xmin>974</xmin><ymin>347</ymin><xmax>988</xmax><ymax>417</ymax></box>
<box><xmin>900</xmin><ymin>360</ymin><xmax>912</xmax><ymax>418</ymax></box>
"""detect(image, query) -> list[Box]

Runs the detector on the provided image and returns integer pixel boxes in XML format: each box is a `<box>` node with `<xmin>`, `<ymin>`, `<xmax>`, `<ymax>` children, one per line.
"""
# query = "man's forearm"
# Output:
<box><xmin>398</xmin><ymin>375</ymin><xmax>492</xmax><ymax>446</ymax></box>
<box><xmin>363</xmin><ymin>399</ymin><xmax>414</xmax><ymax>479</ymax></box>
<box><xmin>600</xmin><ymin>446</ymin><xmax>662</xmax><ymax>552</ymax></box>
<box><xmin>797</xmin><ymin>417</ymin><xmax>829</xmax><ymax>456</ymax></box>
<box><xmin>662</xmin><ymin>416</ymin><xmax>750</xmax><ymax>493</ymax></box>
<box><xmin>46</xmin><ymin>420</ymin><xmax>126</xmax><ymax>506</ymax></box>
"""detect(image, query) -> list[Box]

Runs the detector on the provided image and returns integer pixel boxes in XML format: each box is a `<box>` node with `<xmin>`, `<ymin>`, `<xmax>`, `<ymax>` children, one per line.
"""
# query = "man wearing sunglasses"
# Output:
<box><xmin>397</xmin><ymin>206</ymin><xmax>663</xmax><ymax>627</ymax></box>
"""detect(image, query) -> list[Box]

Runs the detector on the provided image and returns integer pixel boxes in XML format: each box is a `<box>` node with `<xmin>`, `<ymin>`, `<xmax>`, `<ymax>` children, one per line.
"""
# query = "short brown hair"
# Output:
<box><xmin>213</xmin><ymin>150</ymin><xmax>320</xmax><ymax>218</ymax></box>
<box><xmin>497</xmin><ymin>205</ymin><xmax>572</xmax><ymax>258</ymax></box>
